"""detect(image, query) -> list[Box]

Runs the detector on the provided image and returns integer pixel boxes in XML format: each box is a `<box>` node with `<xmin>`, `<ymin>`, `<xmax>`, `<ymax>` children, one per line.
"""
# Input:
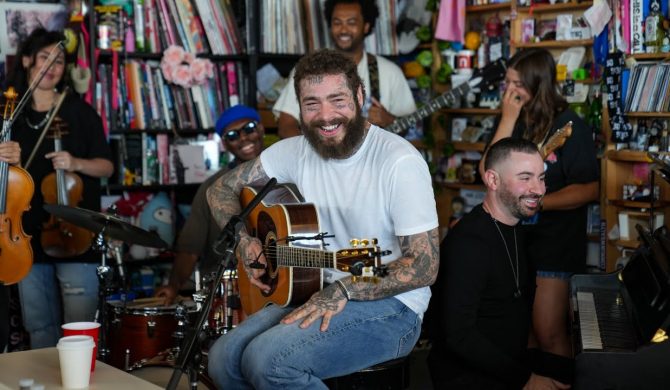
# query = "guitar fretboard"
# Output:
<box><xmin>276</xmin><ymin>245</ymin><xmax>336</xmax><ymax>269</ymax></box>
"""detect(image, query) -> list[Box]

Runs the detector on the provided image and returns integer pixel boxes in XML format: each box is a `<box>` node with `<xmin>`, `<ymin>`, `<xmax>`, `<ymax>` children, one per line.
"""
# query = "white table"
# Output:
<box><xmin>0</xmin><ymin>348</ymin><xmax>162</xmax><ymax>389</ymax></box>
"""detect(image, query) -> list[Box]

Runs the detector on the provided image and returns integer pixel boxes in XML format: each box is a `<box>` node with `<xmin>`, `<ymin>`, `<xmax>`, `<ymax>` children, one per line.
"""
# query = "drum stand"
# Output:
<box><xmin>92</xmin><ymin>225</ymin><xmax>116</xmax><ymax>363</ymax></box>
<box><xmin>167</xmin><ymin>178</ymin><xmax>277</xmax><ymax>390</ymax></box>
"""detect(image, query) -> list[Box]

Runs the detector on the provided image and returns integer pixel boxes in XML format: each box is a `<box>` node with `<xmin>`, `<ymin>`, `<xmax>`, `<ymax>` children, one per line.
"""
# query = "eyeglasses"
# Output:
<box><xmin>224</xmin><ymin>121</ymin><xmax>258</xmax><ymax>142</ymax></box>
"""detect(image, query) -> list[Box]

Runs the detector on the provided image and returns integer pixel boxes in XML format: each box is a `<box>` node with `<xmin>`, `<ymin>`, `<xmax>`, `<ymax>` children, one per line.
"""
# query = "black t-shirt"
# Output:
<box><xmin>427</xmin><ymin>204</ymin><xmax>534</xmax><ymax>389</ymax></box>
<box><xmin>512</xmin><ymin>110</ymin><xmax>599</xmax><ymax>273</ymax></box>
<box><xmin>12</xmin><ymin>94</ymin><xmax>112</xmax><ymax>262</ymax></box>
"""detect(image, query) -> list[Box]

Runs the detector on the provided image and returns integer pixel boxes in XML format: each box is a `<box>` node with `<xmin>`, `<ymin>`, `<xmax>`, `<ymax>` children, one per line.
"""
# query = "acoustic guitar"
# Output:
<box><xmin>237</xmin><ymin>185</ymin><xmax>388</xmax><ymax>316</ymax></box>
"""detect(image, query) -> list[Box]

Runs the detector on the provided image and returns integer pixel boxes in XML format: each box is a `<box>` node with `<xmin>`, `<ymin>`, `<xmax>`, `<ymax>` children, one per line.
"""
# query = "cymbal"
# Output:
<box><xmin>44</xmin><ymin>204</ymin><xmax>168</xmax><ymax>248</ymax></box>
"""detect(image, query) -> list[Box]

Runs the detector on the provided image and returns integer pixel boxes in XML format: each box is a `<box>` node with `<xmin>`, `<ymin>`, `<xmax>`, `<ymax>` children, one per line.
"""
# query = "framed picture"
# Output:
<box><xmin>0</xmin><ymin>3</ymin><xmax>68</xmax><ymax>62</ymax></box>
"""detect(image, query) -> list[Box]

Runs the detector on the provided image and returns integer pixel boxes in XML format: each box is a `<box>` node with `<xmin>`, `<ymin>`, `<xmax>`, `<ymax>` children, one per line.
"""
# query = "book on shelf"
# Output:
<box><xmin>94</xmin><ymin>0</ymin><xmax>245</xmax><ymax>55</ymax></box>
<box><xmin>100</xmin><ymin>56</ymin><xmax>246</xmax><ymax>131</ymax></box>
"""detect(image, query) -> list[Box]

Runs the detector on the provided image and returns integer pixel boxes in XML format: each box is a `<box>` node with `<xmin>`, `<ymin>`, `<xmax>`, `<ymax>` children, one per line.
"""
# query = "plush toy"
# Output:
<box><xmin>129</xmin><ymin>192</ymin><xmax>175</xmax><ymax>259</ymax></box>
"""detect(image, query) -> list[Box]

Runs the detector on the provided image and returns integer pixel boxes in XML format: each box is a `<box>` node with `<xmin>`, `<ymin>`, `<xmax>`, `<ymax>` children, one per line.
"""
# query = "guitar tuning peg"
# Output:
<box><xmin>360</xmin><ymin>239</ymin><xmax>369</xmax><ymax>246</ymax></box>
<box><xmin>371</xmin><ymin>238</ymin><xmax>378</xmax><ymax>245</ymax></box>
<box><xmin>349</xmin><ymin>239</ymin><xmax>359</xmax><ymax>247</ymax></box>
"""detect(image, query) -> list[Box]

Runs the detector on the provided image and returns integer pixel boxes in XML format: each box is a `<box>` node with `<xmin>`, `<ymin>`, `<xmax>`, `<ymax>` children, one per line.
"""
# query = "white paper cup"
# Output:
<box><xmin>57</xmin><ymin>335</ymin><xmax>94</xmax><ymax>389</ymax></box>
<box><xmin>62</xmin><ymin>322</ymin><xmax>101</xmax><ymax>371</ymax></box>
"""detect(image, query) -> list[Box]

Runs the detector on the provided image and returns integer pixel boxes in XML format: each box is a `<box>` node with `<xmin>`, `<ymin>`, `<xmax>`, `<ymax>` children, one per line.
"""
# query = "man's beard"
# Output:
<box><xmin>498</xmin><ymin>182</ymin><xmax>542</xmax><ymax>220</ymax></box>
<box><xmin>300</xmin><ymin>108</ymin><xmax>366</xmax><ymax>160</ymax></box>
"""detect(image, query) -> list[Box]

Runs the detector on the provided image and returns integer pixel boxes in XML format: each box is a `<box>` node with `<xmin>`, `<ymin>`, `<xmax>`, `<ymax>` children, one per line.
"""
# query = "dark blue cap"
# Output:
<box><xmin>215</xmin><ymin>105</ymin><xmax>261</xmax><ymax>135</ymax></box>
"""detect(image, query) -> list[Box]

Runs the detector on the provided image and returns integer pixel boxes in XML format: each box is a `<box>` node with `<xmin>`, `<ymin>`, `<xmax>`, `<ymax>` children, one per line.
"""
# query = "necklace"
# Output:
<box><xmin>25</xmin><ymin>96</ymin><xmax>59</xmax><ymax>130</ymax></box>
<box><xmin>25</xmin><ymin>112</ymin><xmax>49</xmax><ymax>130</ymax></box>
<box><xmin>492</xmin><ymin>218</ymin><xmax>522</xmax><ymax>298</ymax></box>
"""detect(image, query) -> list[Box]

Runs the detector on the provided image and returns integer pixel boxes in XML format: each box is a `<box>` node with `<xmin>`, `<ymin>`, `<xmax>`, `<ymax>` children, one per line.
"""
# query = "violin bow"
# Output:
<box><xmin>23</xmin><ymin>87</ymin><xmax>69</xmax><ymax>170</ymax></box>
<box><xmin>3</xmin><ymin>41</ymin><xmax>66</xmax><ymax>133</ymax></box>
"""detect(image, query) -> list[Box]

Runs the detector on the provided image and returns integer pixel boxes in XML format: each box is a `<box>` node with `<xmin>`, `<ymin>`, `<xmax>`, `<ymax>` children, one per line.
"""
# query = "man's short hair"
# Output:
<box><xmin>293</xmin><ymin>48</ymin><xmax>365</xmax><ymax>101</ymax></box>
<box><xmin>484</xmin><ymin>138</ymin><xmax>541</xmax><ymax>171</ymax></box>
<box><xmin>324</xmin><ymin>0</ymin><xmax>379</xmax><ymax>36</ymax></box>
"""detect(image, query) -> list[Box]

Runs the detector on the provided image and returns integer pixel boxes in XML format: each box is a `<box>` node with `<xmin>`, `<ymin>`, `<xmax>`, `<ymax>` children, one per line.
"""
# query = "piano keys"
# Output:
<box><xmin>570</xmin><ymin>226</ymin><xmax>670</xmax><ymax>389</ymax></box>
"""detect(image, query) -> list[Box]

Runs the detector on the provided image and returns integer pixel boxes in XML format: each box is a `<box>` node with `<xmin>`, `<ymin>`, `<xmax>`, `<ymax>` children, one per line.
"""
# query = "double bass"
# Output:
<box><xmin>0</xmin><ymin>88</ymin><xmax>34</xmax><ymax>285</ymax></box>
<box><xmin>40</xmin><ymin>118</ymin><xmax>93</xmax><ymax>257</ymax></box>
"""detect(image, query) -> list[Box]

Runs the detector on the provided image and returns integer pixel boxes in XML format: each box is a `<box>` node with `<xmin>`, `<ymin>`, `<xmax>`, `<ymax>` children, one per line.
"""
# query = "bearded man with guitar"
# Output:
<box><xmin>206</xmin><ymin>49</ymin><xmax>439</xmax><ymax>389</ymax></box>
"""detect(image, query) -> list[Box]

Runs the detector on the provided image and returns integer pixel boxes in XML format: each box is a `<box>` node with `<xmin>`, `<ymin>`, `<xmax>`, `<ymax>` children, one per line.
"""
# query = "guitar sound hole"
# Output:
<box><xmin>257</xmin><ymin>212</ymin><xmax>279</xmax><ymax>296</ymax></box>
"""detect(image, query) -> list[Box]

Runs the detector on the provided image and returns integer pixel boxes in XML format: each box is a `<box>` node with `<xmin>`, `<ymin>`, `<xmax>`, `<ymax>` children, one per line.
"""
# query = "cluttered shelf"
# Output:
<box><xmin>612</xmin><ymin>239</ymin><xmax>641</xmax><ymax>249</ymax></box>
<box><xmin>517</xmin><ymin>1</ymin><xmax>593</xmax><ymax>13</ymax></box>
<box><xmin>513</xmin><ymin>39</ymin><xmax>593</xmax><ymax>49</ymax></box>
<box><xmin>628</xmin><ymin>53</ymin><xmax>670</xmax><ymax>61</ymax></box>
<box><xmin>626</xmin><ymin>112</ymin><xmax>670</xmax><ymax>118</ymax></box>
<box><xmin>606</xmin><ymin>149</ymin><xmax>654</xmax><ymax>162</ymax></box>
<box><xmin>465</xmin><ymin>2</ymin><xmax>510</xmax><ymax>13</ymax></box>
<box><xmin>609</xmin><ymin>199</ymin><xmax>670</xmax><ymax>209</ymax></box>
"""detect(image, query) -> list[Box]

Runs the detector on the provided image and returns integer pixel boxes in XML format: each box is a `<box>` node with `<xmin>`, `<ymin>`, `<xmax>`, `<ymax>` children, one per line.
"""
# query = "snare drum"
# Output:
<box><xmin>106</xmin><ymin>298</ymin><xmax>197</xmax><ymax>370</ymax></box>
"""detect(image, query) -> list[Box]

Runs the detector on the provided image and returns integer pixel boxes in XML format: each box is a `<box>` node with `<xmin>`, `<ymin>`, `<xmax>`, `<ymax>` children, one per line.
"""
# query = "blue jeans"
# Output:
<box><xmin>207</xmin><ymin>297</ymin><xmax>421</xmax><ymax>390</ymax></box>
<box><xmin>18</xmin><ymin>263</ymin><xmax>99</xmax><ymax>349</ymax></box>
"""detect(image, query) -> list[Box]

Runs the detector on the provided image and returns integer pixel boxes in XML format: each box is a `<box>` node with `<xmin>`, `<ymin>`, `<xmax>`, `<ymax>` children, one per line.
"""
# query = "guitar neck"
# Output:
<box><xmin>387</xmin><ymin>82</ymin><xmax>471</xmax><ymax>135</ymax></box>
<box><xmin>276</xmin><ymin>245</ymin><xmax>336</xmax><ymax>269</ymax></box>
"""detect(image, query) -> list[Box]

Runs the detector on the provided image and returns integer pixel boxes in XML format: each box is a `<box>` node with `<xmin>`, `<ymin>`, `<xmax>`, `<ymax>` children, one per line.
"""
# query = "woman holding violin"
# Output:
<box><xmin>6</xmin><ymin>28</ymin><xmax>113</xmax><ymax>349</ymax></box>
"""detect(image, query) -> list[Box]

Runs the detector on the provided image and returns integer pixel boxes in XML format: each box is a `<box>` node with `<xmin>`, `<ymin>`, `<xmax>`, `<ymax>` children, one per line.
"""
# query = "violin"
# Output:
<box><xmin>0</xmin><ymin>88</ymin><xmax>34</xmax><ymax>285</ymax></box>
<box><xmin>40</xmin><ymin>118</ymin><xmax>93</xmax><ymax>257</ymax></box>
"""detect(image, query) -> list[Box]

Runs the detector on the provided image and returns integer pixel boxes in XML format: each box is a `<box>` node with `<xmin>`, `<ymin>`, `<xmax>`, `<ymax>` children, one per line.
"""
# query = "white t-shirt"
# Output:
<box><xmin>260</xmin><ymin>125</ymin><xmax>438</xmax><ymax>316</ymax></box>
<box><xmin>272</xmin><ymin>53</ymin><xmax>417</xmax><ymax>123</ymax></box>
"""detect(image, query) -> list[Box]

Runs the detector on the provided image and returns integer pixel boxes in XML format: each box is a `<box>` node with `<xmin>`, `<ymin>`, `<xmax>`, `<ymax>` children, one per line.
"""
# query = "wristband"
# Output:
<box><xmin>335</xmin><ymin>279</ymin><xmax>350</xmax><ymax>300</ymax></box>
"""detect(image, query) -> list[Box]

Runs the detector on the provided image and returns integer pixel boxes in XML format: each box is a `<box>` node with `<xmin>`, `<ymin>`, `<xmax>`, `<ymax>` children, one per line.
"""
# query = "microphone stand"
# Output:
<box><xmin>166</xmin><ymin>178</ymin><xmax>277</xmax><ymax>390</ymax></box>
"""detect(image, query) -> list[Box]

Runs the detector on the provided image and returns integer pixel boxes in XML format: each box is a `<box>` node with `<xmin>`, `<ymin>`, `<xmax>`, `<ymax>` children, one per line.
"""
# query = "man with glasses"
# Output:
<box><xmin>156</xmin><ymin>105</ymin><xmax>264</xmax><ymax>303</ymax></box>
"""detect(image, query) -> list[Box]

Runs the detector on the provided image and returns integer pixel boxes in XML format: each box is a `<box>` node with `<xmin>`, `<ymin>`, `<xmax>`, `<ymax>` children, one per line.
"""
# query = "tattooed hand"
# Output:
<box><xmin>281</xmin><ymin>283</ymin><xmax>348</xmax><ymax>331</ymax></box>
<box><xmin>237</xmin><ymin>234</ymin><xmax>271</xmax><ymax>293</ymax></box>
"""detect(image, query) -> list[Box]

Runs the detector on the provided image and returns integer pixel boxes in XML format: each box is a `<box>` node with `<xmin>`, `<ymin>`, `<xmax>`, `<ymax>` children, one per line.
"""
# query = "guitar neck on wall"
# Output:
<box><xmin>386</xmin><ymin>59</ymin><xmax>507</xmax><ymax>136</ymax></box>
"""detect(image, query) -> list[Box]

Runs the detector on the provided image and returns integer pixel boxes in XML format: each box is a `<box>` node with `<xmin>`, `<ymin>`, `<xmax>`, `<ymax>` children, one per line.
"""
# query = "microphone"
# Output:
<box><xmin>213</xmin><ymin>178</ymin><xmax>277</xmax><ymax>257</ymax></box>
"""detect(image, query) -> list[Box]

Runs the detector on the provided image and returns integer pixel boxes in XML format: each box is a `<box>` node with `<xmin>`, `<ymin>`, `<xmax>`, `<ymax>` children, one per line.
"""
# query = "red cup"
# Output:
<box><xmin>62</xmin><ymin>322</ymin><xmax>101</xmax><ymax>371</ymax></box>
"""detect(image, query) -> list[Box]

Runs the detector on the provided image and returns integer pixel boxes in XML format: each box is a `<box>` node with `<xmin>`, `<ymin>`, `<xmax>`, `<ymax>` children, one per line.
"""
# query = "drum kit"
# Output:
<box><xmin>44</xmin><ymin>204</ymin><xmax>245</xmax><ymax>389</ymax></box>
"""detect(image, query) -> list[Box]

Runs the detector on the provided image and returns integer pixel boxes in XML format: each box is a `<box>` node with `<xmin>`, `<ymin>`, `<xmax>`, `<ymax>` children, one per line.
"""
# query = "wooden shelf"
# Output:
<box><xmin>605</xmin><ymin>149</ymin><xmax>652</xmax><ymax>162</ymax></box>
<box><xmin>452</xmin><ymin>141</ymin><xmax>486</xmax><ymax>152</ymax></box>
<box><xmin>466</xmin><ymin>2</ymin><xmax>511</xmax><ymax>13</ymax></box>
<box><xmin>609</xmin><ymin>199</ymin><xmax>670</xmax><ymax>208</ymax></box>
<box><xmin>627</xmin><ymin>53</ymin><xmax>670</xmax><ymax>61</ymax></box>
<box><xmin>612</xmin><ymin>239</ymin><xmax>641</xmax><ymax>249</ymax></box>
<box><xmin>440</xmin><ymin>182</ymin><xmax>486</xmax><ymax>191</ymax></box>
<box><xmin>626</xmin><ymin>112</ymin><xmax>670</xmax><ymax>118</ymax></box>
<box><xmin>517</xmin><ymin>1</ymin><xmax>593</xmax><ymax>13</ymax></box>
<box><xmin>514</xmin><ymin>39</ymin><xmax>593</xmax><ymax>49</ymax></box>
<box><xmin>441</xmin><ymin>108</ymin><xmax>501</xmax><ymax>115</ymax></box>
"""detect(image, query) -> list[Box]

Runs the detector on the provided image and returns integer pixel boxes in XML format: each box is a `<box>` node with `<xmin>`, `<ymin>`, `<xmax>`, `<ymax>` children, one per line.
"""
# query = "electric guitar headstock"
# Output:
<box><xmin>334</xmin><ymin>238</ymin><xmax>391</xmax><ymax>281</ymax></box>
<box><xmin>540</xmin><ymin>121</ymin><xmax>573</xmax><ymax>160</ymax></box>
<box><xmin>466</xmin><ymin>58</ymin><xmax>508</xmax><ymax>92</ymax></box>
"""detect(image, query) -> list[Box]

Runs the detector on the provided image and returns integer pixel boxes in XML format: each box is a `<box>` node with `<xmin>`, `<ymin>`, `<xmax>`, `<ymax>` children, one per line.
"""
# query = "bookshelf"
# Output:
<box><xmin>430</xmin><ymin>1</ymin><xmax>601</xmax><ymax>236</ymax></box>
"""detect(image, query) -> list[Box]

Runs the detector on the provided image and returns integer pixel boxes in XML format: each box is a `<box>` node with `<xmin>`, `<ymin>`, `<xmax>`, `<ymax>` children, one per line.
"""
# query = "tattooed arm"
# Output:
<box><xmin>206</xmin><ymin>157</ymin><xmax>272</xmax><ymax>291</ymax></box>
<box><xmin>282</xmin><ymin>227</ymin><xmax>440</xmax><ymax>331</ymax></box>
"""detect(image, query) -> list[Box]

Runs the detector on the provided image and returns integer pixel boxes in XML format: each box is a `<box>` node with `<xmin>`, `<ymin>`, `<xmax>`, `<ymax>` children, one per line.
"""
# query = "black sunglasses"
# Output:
<box><xmin>224</xmin><ymin>121</ymin><xmax>258</xmax><ymax>142</ymax></box>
